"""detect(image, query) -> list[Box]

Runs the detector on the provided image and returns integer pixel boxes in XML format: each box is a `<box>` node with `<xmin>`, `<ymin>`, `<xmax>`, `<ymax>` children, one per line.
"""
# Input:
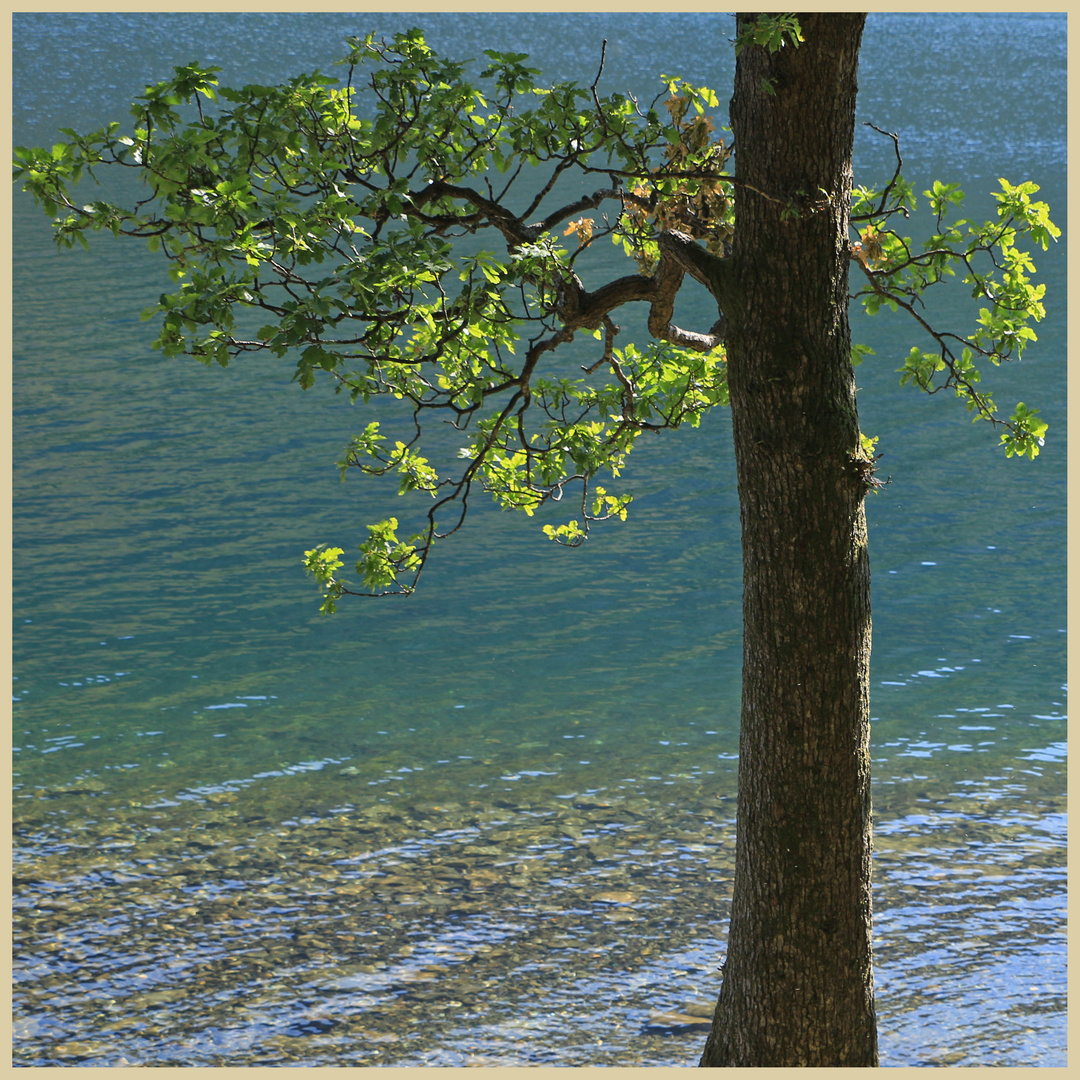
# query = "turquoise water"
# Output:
<box><xmin>12</xmin><ymin>13</ymin><xmax>1065</xmax><ymax>1066</ymax></box>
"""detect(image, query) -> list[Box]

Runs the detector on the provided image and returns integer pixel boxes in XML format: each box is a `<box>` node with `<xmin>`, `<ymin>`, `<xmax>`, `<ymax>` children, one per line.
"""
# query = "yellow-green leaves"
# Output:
<box><xmin>305</xmin><ymin>517</ymin><xmax>427</xmax><ymax>602</ymax></box>
<box><xmin>1000</xmin><ymin>403</ymin><xmax>1048</xmax><ymax>460</ymax></box>
<box><xmin>337</xmin><ymin>425</ymin><xmax>439</xmax><ymax>496</ymax></box>
<box><xmin>994</xmin><ymin>178</ymin><xmax>1061</xmax><ymax>251</ymax></box>
<box><xmin>355</xmin><ymin>518</ymin><xmax>423</xmax><ymax>593</ymax></box>
<box><xmin>898</xmin><ymin>347</ymin><xmax>947</xmax><ymax>391</ymax></box>
<box><xmin>542</xmin><ymin>520</ymin><xmax>586</xmax><ymax>545</ymax></box>
<box><xmin>925</xmin><ymin>179</ymin><xmax>964</xmax><ymax>219</ymax></box>
<box><xmin>303</xmin><ymin>545</ymin><xmax>346</xmax><ymax>614</ymax></box>
<box><xmin>591</xmin><ymin>485</ymin><xmax>631</xmax><ymax>522</ymax></box>
<box><xmin>852</xmin><ymin>144</ymin><xmax>1057</xmax><ymax>462</ymax></box>
<box><xmin>392</xmin><ymin>443</ymin><xmax>439</xmax><ymax>496</ymax></box>
<box><xmin>544</xmin><ymin>518</ymin><xmax>587</xmax><ymax>544</ymax></box>
<box><xmin>19</xmin><ymin>27</ymin><xmax>1057</xmax><ymax>612</ymax></box>
<box><xmin>337</xmin><ymin>422</ymin><xmax>385</xmax><ymax>479</ymax></box>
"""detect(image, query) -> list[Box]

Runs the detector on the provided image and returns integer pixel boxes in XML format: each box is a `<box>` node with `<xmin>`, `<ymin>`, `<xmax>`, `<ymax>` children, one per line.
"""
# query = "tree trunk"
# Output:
<box><xmin>700</xmin><ymin>13</ymin><xmax>878</xmax><ymax>1067</ymax></box>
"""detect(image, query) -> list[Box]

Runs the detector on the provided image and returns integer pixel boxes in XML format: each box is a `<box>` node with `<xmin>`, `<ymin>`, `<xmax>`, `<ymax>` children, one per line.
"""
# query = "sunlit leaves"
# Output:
<box><xmin>1000</xmin><ymin>402</ymin><xmax>1048</xmax><ymax>460</ymax></box>
<box><xmin>994</xmin><ymin>177</ymin><xmax>1060</xmax><ymax>251</ymax></box>
<box><xmin>302</xmin><ymin>544</ymin><xmax>346</xmax><ymax>614</ymax></box>
<box><xmin>306</xmin><ymin>516</ymin><xmax>426</xmax><ymax>607</ymax></box>
<box><xmin>15</xmin><ymin>26</ymin><xmax>1057</xmax><ymax>606</ymax></box>
<box><xmin>591</xmin><ymin>485</ymin><xmax>631</xmax><ymax>522</ymax></box>
<box><xmin>354</xmin><ymin>518</ymin><xmax>424</xmax><ymax>593</ymax></box>
<box><xmin>609</xmin><ymin>84</ymin><xmax>733</xmax><ymax>274</ymax></box>
<box><xmin>852</xmin><ymin>154</ymin><xmax>1057</xmax><ymax>460</ymax></box>
<box><xmin>541</xmin><ymin>519</ymin><xmax>587</xmax><ymax>545</ymax></box>
<box><xmin>898</xmin><ymin>347</ymin><xmax>946</xmax><ymax>391</ymax></box>
<box><xmin>925</xmin><ymin>178</ymin><xmax>964</xmax><ymax>220</ymax></box>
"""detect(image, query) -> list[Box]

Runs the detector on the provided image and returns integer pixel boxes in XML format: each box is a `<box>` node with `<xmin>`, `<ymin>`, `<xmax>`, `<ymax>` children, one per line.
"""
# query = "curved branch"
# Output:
<box><xmin>534</xmin><ymin>187</ymin><xmax>623</xmax><ymax>234</ymax></box>
<box><xmin>408</xmin><ymin>180</ymin><xmax>536</xmax><ymax>245</ymax></box>
<box><xmin>551</xmin><ymin>230</ymin><xmax>728</xmax><ymax>352</ymax></box>
<box><xmin>646</xmin><ymin>231</ymin><xmax>728</xmax><ymax>350</ymax></box>
<box><xmin>657</xmin><ymin>229</ymin><xmax>728</xmax><ymax>292</ymax></box>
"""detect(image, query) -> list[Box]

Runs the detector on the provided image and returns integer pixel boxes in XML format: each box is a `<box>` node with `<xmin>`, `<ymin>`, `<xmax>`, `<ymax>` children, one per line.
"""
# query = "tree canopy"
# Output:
<box><xmin>13</xmin><ymin>26</ymin><xmax>1057</xmax><ymax>611</ymax></box>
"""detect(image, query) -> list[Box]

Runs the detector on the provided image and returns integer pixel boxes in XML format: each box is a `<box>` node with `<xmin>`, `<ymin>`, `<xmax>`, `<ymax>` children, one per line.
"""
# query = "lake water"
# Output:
<box><xmin>12</xmin><ymin>12</ymin><xmax>1066</xmax><ymax>1067</ymax></box>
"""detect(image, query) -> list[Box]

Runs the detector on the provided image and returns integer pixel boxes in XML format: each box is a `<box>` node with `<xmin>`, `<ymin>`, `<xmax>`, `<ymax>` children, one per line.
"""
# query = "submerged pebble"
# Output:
<box><xmin>11</xmin><ymin>766</ymin><xmax>1067</xmax><ymax>1068</ymax></box>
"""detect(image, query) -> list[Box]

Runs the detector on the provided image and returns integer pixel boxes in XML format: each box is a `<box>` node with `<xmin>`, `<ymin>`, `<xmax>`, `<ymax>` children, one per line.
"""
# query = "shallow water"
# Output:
<box><xmin>12</xmin><ymin>755</ymin><xmax>1067</xmax><ymax>1066</ymax></box>
<box><xmin>12</xmin><ymin>11</ymin><xmax>1066</xmax><ymax>1067</ymax></box>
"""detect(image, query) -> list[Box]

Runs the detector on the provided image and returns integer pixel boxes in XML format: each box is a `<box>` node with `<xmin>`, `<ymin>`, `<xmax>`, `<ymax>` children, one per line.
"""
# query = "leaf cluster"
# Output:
<box><xmin>13</xmin><ymin>30</ymin><xmax>736</xmax><ymax>601</ymax></box>
<box><xmin>850</xmin><ymin>127</ymin><xmax>1058</xmax><ymax>461</ymax></box>
<box><xmin>14</xmin><ymin>31</ymin><xmax>1057</xmax><ymax>606</ymax></box>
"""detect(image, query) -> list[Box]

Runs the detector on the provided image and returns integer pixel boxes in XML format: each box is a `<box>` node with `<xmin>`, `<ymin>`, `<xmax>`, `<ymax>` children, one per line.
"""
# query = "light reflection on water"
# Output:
<box><xmin>11</xmin><ymin>618</ymin><xmax>1068</xmax><ymax>1065</ymax></box>
<box><xmin>12</xmin><ymin>703</ymin><xmax>1066</xmax><ymax>1066</ymax></box>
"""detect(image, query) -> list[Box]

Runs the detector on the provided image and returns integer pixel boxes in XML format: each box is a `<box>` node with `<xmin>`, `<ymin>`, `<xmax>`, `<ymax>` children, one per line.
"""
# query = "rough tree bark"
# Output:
<box><xmin>699</xmin><ymin>13</ymin><xmax>878</xmax><ymax>1067</ymax></box>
